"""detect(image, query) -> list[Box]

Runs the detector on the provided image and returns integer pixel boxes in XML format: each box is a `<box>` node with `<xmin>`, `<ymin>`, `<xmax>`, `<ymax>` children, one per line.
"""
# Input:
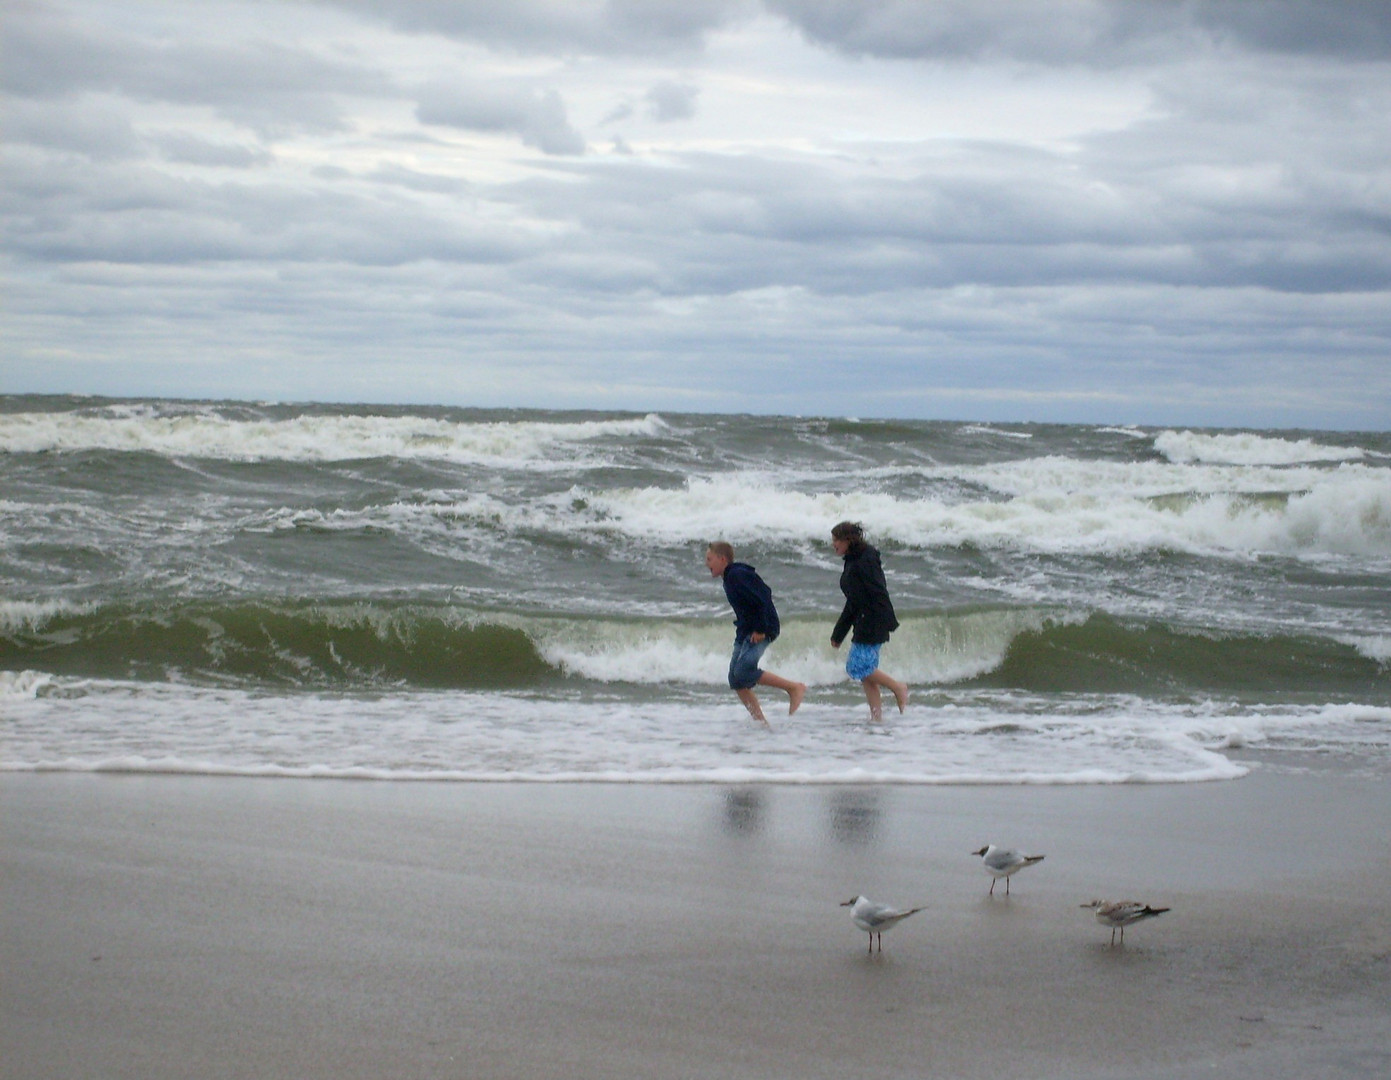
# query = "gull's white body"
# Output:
<box><xmin>973</xmin><ymin>844</ymin><xmax>1045</xmax><ymax>895</ymax></box>
<box><xmin>1082</xmin><ymin>899</ymin><xmax>1170</xmax><ymax>946</ymax></box>
<box><xmin>840</xmin><ymin>895</ymin><xmax>925</xmax><ymax>953</ymax></box>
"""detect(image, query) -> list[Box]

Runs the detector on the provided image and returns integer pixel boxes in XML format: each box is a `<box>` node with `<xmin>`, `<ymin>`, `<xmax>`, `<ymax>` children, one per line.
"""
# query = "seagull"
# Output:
<box><xmin>972</xmin><ymin>845</ymin><xmax>1045</xmax><ymax>896</ymax></box>
<box><xmin>840</xmin><ymin>895</ymin><xmax>925</xmax><ymax>954</ymax></box>
<box><xmin>1081</xmin><ymin>899</ymin><xmax>1170</xmax><ymax>946</ymax></box>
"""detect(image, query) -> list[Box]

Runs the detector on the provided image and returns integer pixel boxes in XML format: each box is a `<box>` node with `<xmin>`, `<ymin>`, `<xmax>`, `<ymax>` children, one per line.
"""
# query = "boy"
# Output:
<box><xmin>705</xmin><ymin>542</ymin><xmax>806</xmax><ymax>725</ymax></box>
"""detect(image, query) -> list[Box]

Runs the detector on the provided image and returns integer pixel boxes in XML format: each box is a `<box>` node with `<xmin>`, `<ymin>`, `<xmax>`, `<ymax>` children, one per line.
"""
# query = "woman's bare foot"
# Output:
<box><xmin>788</xmin><ymin>683</ymin><xmax>806</xmax><ymax>715</ymax></box>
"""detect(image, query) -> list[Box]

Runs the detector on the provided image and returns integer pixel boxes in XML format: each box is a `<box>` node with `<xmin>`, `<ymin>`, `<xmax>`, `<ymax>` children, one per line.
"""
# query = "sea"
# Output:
<box><xmin>3</xmin><ymin>395</ymin><xmax>1389</xmax><ymax>785</ymax></box>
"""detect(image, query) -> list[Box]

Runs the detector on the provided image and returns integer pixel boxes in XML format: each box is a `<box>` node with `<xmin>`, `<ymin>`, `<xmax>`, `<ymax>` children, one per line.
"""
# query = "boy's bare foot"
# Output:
<box><xmin>788</xmin><ymin>683</ymin><xmax>806</xmax><ymax>715</ymax></box>
<box><xmin>893</xmin><ymin>685</ymin><xmax>910</xmax><ymax>713</ymax></box>
<box><xmin>737</xmin><ymin>688</ymin><xmax>768</xmax><ymax>725</ymax></box>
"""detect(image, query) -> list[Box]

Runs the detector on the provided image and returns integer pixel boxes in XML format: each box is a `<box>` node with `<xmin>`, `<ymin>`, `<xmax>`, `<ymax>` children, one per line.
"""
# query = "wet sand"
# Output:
<box><xmin>3</xmin><ymin>767</ymin><xmax>1389</xmax><ymax>1079</ymax></box>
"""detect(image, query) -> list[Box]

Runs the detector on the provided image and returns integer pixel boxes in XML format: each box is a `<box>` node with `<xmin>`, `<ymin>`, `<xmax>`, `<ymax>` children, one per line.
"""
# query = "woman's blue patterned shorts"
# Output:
<box><xmin>845</xmin><ymin>642</ymin><xmax>882</xmax><ymax>681</ymax></box>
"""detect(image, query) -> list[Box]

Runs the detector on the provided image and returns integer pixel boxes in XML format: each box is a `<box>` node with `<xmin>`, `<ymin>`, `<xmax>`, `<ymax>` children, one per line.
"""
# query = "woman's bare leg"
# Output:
<box><xmin>861</xmin><ymin>678</ymin><xmax>883</xmax><ymax>721</ymax></box>
<box><xmin>865</xmin><ymin>669</ymin><xmax>909</xmax><ymax>713</ymax></box>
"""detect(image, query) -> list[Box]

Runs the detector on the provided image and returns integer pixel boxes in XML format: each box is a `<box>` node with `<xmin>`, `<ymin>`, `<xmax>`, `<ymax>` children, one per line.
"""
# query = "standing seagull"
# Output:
<box><xmin>972</xmin><ymin>845</ymin><xmax>1045</xmax><ymax>896</ymax></box>
<box><xmin>840</xmin><ymin>895</ymin><xmax>925</xmax><ymax>954</ymax></box>
<box><xmin>1081</xmin><ymin>899</ymin><xmax>1170</xmax><ymax>946</ymax></box>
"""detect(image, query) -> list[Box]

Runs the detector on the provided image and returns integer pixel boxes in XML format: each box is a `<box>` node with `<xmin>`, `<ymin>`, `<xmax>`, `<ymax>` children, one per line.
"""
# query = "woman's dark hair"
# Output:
<box><xmin>831</xmin><ymin>521</ymin><xmax>866</xmax><ymax>552</ymax></box>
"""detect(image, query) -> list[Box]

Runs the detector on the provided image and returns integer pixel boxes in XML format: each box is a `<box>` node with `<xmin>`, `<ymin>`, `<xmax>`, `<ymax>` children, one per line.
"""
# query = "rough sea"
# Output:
<box><xmin>3</xmin><ymin>396</ymin><xmax>1389</xmax><ymax>784</ymax></box>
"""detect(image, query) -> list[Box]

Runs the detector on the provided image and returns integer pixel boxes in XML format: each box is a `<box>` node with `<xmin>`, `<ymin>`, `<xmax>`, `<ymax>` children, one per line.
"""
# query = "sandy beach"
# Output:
<box><xmin>3</xmin><ymin>764</ymin><xmax>1389</xmax><ymax>1080</ymax></box>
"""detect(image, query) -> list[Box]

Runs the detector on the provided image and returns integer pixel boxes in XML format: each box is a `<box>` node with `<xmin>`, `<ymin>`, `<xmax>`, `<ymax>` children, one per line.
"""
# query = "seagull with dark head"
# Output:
<box><xmin>840</xmin><ymin>895</ymin><xmax>925</xmax><ymax>954</ymax></box>
<box><xmin>972</xmin><ymin>844</ymin><xmax>1045</xmax><ymax>896</ymax></box>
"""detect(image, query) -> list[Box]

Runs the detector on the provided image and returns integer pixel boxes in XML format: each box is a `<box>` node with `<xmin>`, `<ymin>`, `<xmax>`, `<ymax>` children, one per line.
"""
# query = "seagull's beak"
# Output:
<box><xmin>839</xmin><ymin>898</ymin><xmax>856</xmax><ymax>907</ymax></box>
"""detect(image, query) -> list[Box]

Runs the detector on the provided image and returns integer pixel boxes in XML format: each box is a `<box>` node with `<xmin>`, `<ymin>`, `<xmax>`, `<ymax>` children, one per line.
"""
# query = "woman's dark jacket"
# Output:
<box><xmin>831</xmin><ymin>543</ymin><xmax>899</xmax><ymax>646</ymax></box>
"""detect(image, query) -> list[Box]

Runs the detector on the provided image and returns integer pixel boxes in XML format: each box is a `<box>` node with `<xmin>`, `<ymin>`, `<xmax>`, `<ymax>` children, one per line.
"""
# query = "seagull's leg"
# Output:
<box><xmin>988</xmin><ymin>878</ymin><xmax>995</xmax><ymax>896</ymax></box>
<box><xmin>1110</xmin><ymin>926</ymin><xmax>1117</xmax><ymax>947</ymax></box>
<box><xmin>1005</xmin><ymin>876</ymin><xmax>1011</xmax><ymax>896</ymax></box>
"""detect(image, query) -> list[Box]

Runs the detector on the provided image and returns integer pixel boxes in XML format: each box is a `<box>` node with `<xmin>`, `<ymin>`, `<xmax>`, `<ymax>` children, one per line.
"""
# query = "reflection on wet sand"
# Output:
<box><xmin>721</xmin><ymin>787</ymin><xmax>764</xmax><ymax>836</ymax></box>
<box><xmin>826</xmin><ymin>789</ymin><xmax>881</xmax><ymax>843</ymax></box>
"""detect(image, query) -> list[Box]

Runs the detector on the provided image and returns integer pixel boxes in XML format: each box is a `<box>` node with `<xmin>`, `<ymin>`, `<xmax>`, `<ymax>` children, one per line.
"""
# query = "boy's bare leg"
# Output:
<box><xmin>866</xmin><ymin>669</ymin><xmax>909</xmax><ymax>713</ymax></box>
<box><xmin>735</xmin><ymin>688</ymin><xmax>770</xmax><ymax>725</ymax></box>
<box><xmin>757</xmin><ymin>671</ymin><xmax>807</xmax><ymax>714</ymax></box>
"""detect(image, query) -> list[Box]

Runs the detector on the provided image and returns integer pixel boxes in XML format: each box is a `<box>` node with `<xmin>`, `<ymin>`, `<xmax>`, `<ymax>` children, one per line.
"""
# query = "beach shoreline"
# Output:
<box><xmin>4</xmin><ymin>767</ymin><xmax>1389</xmax><ymax>1079</ymax></box>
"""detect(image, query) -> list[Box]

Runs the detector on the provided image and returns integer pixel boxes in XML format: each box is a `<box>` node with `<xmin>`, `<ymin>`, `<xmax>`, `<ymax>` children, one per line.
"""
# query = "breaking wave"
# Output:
<box><xmin>4</xmin><ymin>600</ymin><xmax>1386</xmax><ymax>699</ymax></box>
<box><xmin>0</xmin><ymin>404</ymin><xmax>668</xmax><ymax>465</ymax></box>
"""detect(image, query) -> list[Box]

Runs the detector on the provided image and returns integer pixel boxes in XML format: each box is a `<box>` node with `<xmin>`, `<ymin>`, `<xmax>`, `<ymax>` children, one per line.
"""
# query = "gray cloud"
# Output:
<box><xmin>645</xmin><ymin>80</ymin><xmax>700</xmax><ymax>121</ymax></box>
<box><xmin>486</xmin><ymin>116</ymin><xmax>1391</xmax><ymax>299</ymax></box>
<box><xmin>1</xmin><ymin>2</ymin><xmax>387</xmax><ymax>134</ymax></box>
<box><xmin>765</xmin><ymin>0</ymin><xmax>1391</xmax><ymax>63</ymax></box>
<box><xmin>1</xmin><ymin>150</ymin><xmax>528</xmax><ymax>267</ymax></box>
<box><xmin>600</xmin><ymin>101</ymin><xmax>637</xmax><ymax>125</ymax></box>
<box><xmin>416</xmin><ymin>82</ymin><xmax>586</xmax><ymax>155</ymax></box>
<box><xmin>1188</xmin><ymin>0</ymin><xmax>1391</xmax><ymax>59</ymax></box>
<box><xmin>325</xmin><ymin>0</ymin><xmax>1391</xmax><ymax>65</ymax></box>
<box><xmin>152</xmin><ymin>133</ymin><xmax>275</xmax><ymax>169</ymax></box>
<box><xmin>762</xmin><ymin>0</ymin><xmax>1175</xmax><ymax>64</ymax></box>
<box><xmin>318</xmin><ymin>0</ymin><xmax>752</xmax><ymax>54</ymax></box>
<box><xmin>2</xmin><ymin>98</ymin><xmax>143</xmax><ymax>161</ymax></box>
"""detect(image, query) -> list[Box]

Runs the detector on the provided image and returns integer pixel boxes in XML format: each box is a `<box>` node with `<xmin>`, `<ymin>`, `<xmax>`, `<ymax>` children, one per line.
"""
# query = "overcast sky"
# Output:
<box><xmin>4</xmin><ymin>0</ymin><xmax>1390</xmax><ymax>428</ymax></box>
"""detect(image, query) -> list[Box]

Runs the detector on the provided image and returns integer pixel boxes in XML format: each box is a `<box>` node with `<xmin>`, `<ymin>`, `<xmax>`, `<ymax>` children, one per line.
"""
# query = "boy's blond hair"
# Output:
<box><xmin>707</xmin><ymin>541</ymin><xmax>735</xmax><ymax>563</ymax></box>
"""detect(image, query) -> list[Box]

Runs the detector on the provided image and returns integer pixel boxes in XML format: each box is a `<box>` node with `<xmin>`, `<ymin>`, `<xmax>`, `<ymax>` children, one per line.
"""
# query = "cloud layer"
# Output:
<box><xmin>3</xmin><ymin>0</ymin><xmax>1389</xmax><ymax>427</ymax></box>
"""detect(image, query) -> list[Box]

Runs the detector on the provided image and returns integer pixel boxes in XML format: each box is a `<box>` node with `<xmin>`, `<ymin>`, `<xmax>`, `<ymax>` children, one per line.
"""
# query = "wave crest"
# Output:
<box><xmin>1155</xmin><ymin>429</ymin><xmax>1364</xmax><ymax>466</ymax></box>
<box><xmin>0</xmin><ymin>408</ymin><xmax>668</xmax><ymax>464</ymax></box>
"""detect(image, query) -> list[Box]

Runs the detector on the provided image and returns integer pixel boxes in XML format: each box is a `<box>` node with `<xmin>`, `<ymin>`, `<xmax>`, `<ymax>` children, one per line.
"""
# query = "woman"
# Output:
<box><xmin>829</xmin><ymin>521</ymin><xmax>909</xmax><ymax>719</ymax></box>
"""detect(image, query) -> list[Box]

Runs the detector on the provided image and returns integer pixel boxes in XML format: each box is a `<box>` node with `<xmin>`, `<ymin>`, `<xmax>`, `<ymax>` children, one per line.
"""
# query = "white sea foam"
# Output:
<box><xmin>959</xmin><ymin>454</ymin><xmax>1354</xmax><ymax>499</ymax></box>
<box><xmin>0</xmin><ymin>670</ymin><xmax>55</xmax><ymax>698</ymax></box>
<box><xmin>12</xmin><ymin>456</ymin><xmax>1383</xmax><ymax>605</ymax></box>
<box><xmin>959</xmin><ymin>425</ymin><xmax>1033</xmax><ymax>439</ymax></box>
<box><xmin>2</xmin><ymin>675</ymin><xmax>1316</xmax><ymax>784</ymax></box>
<box><xmin>529</xmin><ymin>608</ymin><xmax>1070</xmax><ymax>687</ymax></box>
<box><xmin>542</xmin><ymin>464</ymin><xmax>1391</xmax><ymax>557</ymax></box>
<box><xmin>1097</xmin><ymin>426</ymin><xmax>1150</xmax><ymax>439</ymax></box>
<box><xmin>1155</xmin><ymin>430</ymin><xmax>1364</xmax><ymax>466</ymax></box>
<box><xmin>0</xmin><ymin>410</ymin><xmax>668</xmax><ymax>464</ymax></box>
<box><xmin>1341</xmin><ymin>635</ymin><xmax>1391</xmax><ymax>664</ymax></box>
<box><xmin>0</xmin><ymin>599</ymin><xmax>80</xmax><ymax>633</ymax></box>
<box><xmin>232</xmin><ymin>457</ymin><xmax>1390</xmax><ymax>561</ymax></box>
<box><xmin>8</xmin><ymin>414</ymin><xmax>1386</xmax><ymax>566</ymax></box>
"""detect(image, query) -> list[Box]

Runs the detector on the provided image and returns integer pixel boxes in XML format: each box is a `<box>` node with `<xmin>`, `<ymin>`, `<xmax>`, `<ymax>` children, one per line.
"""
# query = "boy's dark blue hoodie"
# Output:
<box><xmin>721</xmin><ymin>562</ymin><xmax>780</xmax><ymax>642</ymax></box>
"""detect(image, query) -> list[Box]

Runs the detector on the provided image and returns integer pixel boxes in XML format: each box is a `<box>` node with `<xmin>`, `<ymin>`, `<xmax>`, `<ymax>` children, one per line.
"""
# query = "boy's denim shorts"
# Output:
<box><xmin>728</xmin><ymin>635</ymin><xmax>770</xmax><ymax>690</ymax></box>
<box><xmin>845</xmin><ymin>642</ymin><xmax>882</xmax><ymax>681</ymax></box>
